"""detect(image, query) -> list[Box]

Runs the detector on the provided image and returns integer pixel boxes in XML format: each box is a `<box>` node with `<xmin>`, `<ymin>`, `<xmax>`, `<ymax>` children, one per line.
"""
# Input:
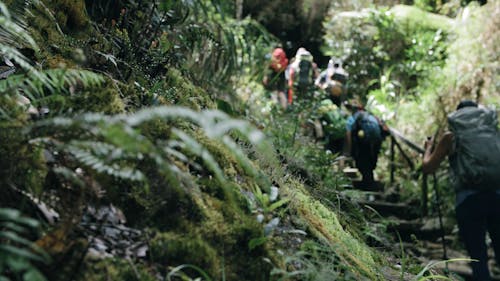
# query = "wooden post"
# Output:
<box><xmin>421</xmin><ymin>174</ymin><xmax>428</xmax><ymax>217</ymax></box>
<box><xmin>390</xmin><ymin>136</ymin><xmax>395</xmax><ymax>185</ymax></box>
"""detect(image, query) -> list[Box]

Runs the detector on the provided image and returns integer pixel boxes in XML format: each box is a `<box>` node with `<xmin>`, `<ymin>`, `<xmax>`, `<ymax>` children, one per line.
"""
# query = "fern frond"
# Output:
<box><xmin>0</xmin><ymin>69</ymin><xmax>105</xmax><ymax>99</ymax></box>
<box><xmin>51</xmin><ymin>166</ymin><xmax>86</xmax><ymax>188</ymax></box>
<box><xmin>171</xmin><ymin>128</ymin><xmax>227</xmax><ymax>185</ymax></box>
<box><xmin>220</xmin><ymin>135</ymin><xmax>257</xmax><ymax>177</ymax></box>
<box><xmin>0</xmin><ymin>2</ymin><xmax>38</xmax><ymax>72</ymax></box>
<box><xmin>0</xmin><ymin>208</ymin><xmax>49</xmax><ymax>281</ymax></box>
<box><xmin>0</xmin><ymin>2</ymin><xmax>38</xmax><ymax>48</ymax></box>
<box><xmin>29</xmin><ymin>106</ymin><xmax>274</xmax><ymax>200</ymax></box>
<box><xmin>67</xmin><ymin>144</ymin><xmax>146</xmax><ymax>182</ymax></box>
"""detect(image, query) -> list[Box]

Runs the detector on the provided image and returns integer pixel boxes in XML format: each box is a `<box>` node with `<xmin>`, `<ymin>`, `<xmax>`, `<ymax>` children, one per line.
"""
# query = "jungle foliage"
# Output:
<box><xmin>1</xmin><ymin>0</ymin><xmax>498</xmax><ymax>280</ymax></box>
<box><xmin>0</xmin><ymin>0</ymin><xmax>380</xmax><ymax>280</ymax></box>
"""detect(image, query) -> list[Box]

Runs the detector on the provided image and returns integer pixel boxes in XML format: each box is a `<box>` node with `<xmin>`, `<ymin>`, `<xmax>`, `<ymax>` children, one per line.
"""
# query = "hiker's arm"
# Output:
<box><xmin>313</xmin><ymin>63</ymin><xmax>320</xmax><ymax>79</ymax></box>
<box><xmin>314</xmin><ymin>73</ymin><xmax>324</xmax><ymax>88</ymax></box>
<box><xmin>262</xmin><ymin>75</ymin><xmax>269</xmax><ymax>86</ymax></box>
<box><xmin>287</xmin><ymin>69</ymin><xmax>294</xmax><ymax>104</ymax></box>
<box><xmin>422</xmin><ymin>132</ymin><xmax>453</xmax><ymax>174</ymax></box>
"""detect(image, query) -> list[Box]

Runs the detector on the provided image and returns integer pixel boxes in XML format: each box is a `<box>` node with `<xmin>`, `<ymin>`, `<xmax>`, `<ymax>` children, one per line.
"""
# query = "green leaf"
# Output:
<box><xmin>0</xmin><ymin>245</ymin><xmax>44</xmax><ymax>263</ymax></box>
<box><xmin>267</xmin><ymin>198</ymin><xmax>289</xmax><ymax>212</ymax></box>
<box><xmin>23</xmin><ymin>268</ymin><xmax>47</xmax><ymax>281</ymax></box>
<box><xmin>6</xmin><ymin>256</ymin><xmax>30</xmax><ymax>271</ymax></box>
<box><xmin>248</xmin><ymin>236</ymin><xmax>267</xmax><ymax>250</ymax></box>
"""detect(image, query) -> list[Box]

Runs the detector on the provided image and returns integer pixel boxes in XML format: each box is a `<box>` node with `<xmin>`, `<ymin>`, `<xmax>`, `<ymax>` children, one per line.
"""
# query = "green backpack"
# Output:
<box><xmin>448</xmin><ymin>106</ymin><xmax>500</xmax><ymax>191</ymax></box>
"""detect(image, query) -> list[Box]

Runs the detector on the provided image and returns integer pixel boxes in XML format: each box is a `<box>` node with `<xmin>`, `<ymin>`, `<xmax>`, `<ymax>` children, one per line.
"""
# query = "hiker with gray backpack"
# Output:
<box><xmin>423</xmin><ymin>100</ymin><xmax>500</xmax><ymax>281</ymax></box>
<box><xmin>286</xmin><ymin>47</ymin><xmax>319</xmax><ymax>105</ymax></box>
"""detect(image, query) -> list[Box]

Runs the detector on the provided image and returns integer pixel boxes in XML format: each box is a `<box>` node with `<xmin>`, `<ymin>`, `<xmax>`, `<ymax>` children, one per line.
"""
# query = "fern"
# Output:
<box><xmin>0</xmin><ymin>69</ymin><xmax>104</xmax><ymax>99</ymax></box>
<box><xmin>0</xmin><ymin>208</ymin><xmax>49</xmax><ymax>281</ymax></box>
<box><xmin>0</xmin><ymin>1</ymin><xmax>38</xmax><ymax>72</ymax></box>
<box><xmin>0</xmin><ymin>2</ymin><xmax>105</xmax><ymax>120</ymax></box>
<box><xmin>29</xmin><ymin>106</ymin><xmax>274</xmax><ymax>195</ymax></box>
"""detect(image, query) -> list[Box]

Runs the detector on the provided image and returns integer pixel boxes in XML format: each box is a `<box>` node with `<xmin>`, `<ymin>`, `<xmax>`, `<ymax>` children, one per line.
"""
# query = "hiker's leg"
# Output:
<box><xmin>369</xmin><ymin>141</ymin><xmax>381</xmax><ymax>182</ymax></box>
<box><xmin>456</xmin><ymin>193</ymin><xmax>491</xmax><ymax>280</ymax></box>
<box><xmin>355</xmin><ymin>155</ymin><xmax>374</xmax><ymax>184</ymax></box>
<box><xmin>362</xmin><ymin>169</ymin><xmax>374</xmax><ymax>184</ymax></box>
<box><xmin>277</xmin><ymin>91</ymin><xmax>287</xmax><ymax>109</ymax></box>
<box><xmin>487</xmin><ymin>192</ymin><xmax>500</xmax><ymax>269</ymax></box>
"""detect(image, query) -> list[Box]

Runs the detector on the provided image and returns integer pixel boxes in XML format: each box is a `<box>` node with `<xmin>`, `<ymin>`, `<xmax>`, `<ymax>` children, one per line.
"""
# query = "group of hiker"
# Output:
<box><xmin>262</xmin><ymin>46</ymin><xmax>386</xmax><ymax>187</ymax></box>
<box><xmin>263</xmin><ymin>47</ymin><xmax>500</xmax><ymax>281</ymax></box>
<box><xmin>262</xmin><ymin>46</ymin><xmax>347</xmax><ymax>110</ymax></box>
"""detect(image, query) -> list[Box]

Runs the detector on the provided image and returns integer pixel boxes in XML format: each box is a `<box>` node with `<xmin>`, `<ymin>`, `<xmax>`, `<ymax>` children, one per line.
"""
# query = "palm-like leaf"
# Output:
<box><xmin>0</xmin><ymin>208</ymin><xmax>49</xmax><ymax>281</ymax></box>
<box><xmin>0</xmin><ymin>2</ymin><xmax>38</xmax><ymax>72</ymax></box>
<box><xmin>29</xmin><ymin>106</ymin><xmax>273</xmax><ymax>194</ymax></box>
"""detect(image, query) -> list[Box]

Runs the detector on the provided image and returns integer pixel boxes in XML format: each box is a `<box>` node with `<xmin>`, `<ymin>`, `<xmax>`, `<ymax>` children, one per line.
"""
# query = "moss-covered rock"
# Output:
<box><xmin>50</xmin><ymin>0</ymin><xmax>89</xmax><ymax>30</ymax></box>
<box><xmin>150</xmin><ymin>232</ymin><xmax>221</xmax><ymax>278</ymax></box>
<box><xmin>77</xmin><ymin>258</ymin><xmax>157</xmax><ymax>281</ymax></box>
<box><xmin>288</xmin><ymin>184</ymin><xmax>381</xmax><ymax>280</ymax></box>
<box><xmin>70</xmin><ymin>82</ymin><xmax>126</xmax><ymax>114</ymax></box>
<box><xmin>162</xmin><ymin>69</ymin><xmax>216</xmax><ymax>110</ymax></box>
<box><xmin>0</xmin><ymin>117</ymin><xmax>47</xmax><ymax>196</ymax></box>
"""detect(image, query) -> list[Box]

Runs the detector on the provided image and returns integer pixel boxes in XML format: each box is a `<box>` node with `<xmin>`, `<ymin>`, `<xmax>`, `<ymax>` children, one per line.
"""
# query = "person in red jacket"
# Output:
<box><xmin>262</xmin><ymin>47</ymin><xmax>288</xmax><ymax>109</ymax></box>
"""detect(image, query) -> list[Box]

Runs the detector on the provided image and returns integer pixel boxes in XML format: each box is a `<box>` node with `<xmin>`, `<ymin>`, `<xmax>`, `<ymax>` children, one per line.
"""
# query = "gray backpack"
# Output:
<box><xmin>448</xmin><ymin>106</ymin><xmax>500</xmax><ymax>191</ymax></box>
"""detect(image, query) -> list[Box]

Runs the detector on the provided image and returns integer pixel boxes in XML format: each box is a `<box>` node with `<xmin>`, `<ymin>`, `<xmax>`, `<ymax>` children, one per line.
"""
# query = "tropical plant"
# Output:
<box><xmin>84</xmin><ymin>0</ymin><xmax>274</xmax><ymax>98</ymax></box>
<box><xmin>27</xmin><ymin>105</ymin><xmax>273</xmax><ymax>191</ymax></box>
<box><xmin>0</xmin><ymin>208</ymin><xmax>49</xmax><ymax>281</ymax></box>
<box><xmin>166</xmin><ymin>264</ymin><xmax>215</xmax><ymax>281</ymax></box>
<box><xmin>0</xmin><ymin>0</ymin><xmax>105</xmax><ymax>120</ymax></box>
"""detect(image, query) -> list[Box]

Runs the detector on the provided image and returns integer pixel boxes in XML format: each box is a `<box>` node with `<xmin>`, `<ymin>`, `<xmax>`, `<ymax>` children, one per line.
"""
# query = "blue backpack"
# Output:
<box><xmin>351</xmin><ymin>111</ymin><xmax>383</xmax><ymax>144</ymax></box>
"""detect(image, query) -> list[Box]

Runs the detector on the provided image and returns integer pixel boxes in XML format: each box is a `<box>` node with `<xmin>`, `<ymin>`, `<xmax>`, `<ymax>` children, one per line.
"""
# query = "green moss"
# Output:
<box><xmin>289</xmin><ymin>185</ymin><xmax>381</xmax><ymax>280</ymax></box>
<box><xmin>77</xmin><ymin>258</ymin><xmax>156</xmax><ymax>281</ymax></box>
<box><xmin>40</xmin><ymin>94</ymin><xmax>69</xmax><ymax>113</ymax></box>
<box><xmin>46</xmin><ymin>54</ymin><xmax>76</xmax><ymax>69</ymax></box>
<box><xmin>150</xmin><ymin>232</ymin><xmax>221</xmax><ymax>278</ymax></box>
<box><xmin>163</xmin><ymin>69</ymin><xmax>216</xmax><ymax>110</ymax></box>
<box><xmin>4</xmin><ymin>0</ymin><xmax>15</xmax><ymax>7</ymax></box>
<box><xmin>51</xmin><ymin>0</ymin><xmax>89</xmax><ymax>30</ymax></box>
<box><xmin>70</xmin><ymin>82</ymin><xmax>125</xmax><ymax>114</ymax></box>
<box><xmin>139</xmin><ymin>118</ymin><xmax>172</xmax><ymax>141</ymax></box>
<box><xmin>192</xmin><ymin>192</ymin><xmax>275</xmax><ymax>281</ymax></box>
<box><xmin>117</xmin><ymin>82</ymin><xmax>148</xmax><ymax>110</ymax></box>
<box><xmin>28</xmin><ymin>3</ymin><xmax>65</xmax><ymax>51</ymax></box>
<box><xmin>0</xmin><ymin>120</ymin><xmax>47</xmax><ymax>195</ymax></box>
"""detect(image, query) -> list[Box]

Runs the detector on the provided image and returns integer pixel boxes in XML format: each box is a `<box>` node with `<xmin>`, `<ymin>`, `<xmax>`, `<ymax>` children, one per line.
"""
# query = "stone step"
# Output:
<box><xmin>427</xmin><ymin>259</ymin><xmax>500</xmax><ymax>281</ymax></box>
<box><xmin>356</xmin><ymin>200</ymin><xmax>421</xmax><ymax>220</ymax></box>
<box><xmin>351</xmin><ymin>180</ymin><xmax>385</xmax><ymax>192</ymax></box>
<box><xmin>388</xmin><ymin>221</ymin><xmax>451</xmax><ymax>242</ymax></box>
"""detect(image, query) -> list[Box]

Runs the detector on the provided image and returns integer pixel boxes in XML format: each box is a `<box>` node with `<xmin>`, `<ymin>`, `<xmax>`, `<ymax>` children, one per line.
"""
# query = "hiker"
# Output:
<box><xmin>343</xmin><ymin>100</ymin><xmax>384</xmax><ymax>186</ymax></box>
<box><xmin>422</xmin><ymin>100</ymin><xmax>500</xmax><ymax>281</ymax></box>
<box><xmin>262</xmin><ymin>47</ymin><xmax>289</xmax><ymax>109</ymax></box>
<box><xmin>315</xmin><ymin>58</ymin><xmax>348</xmax><ymax>107</ymax></box>
<box><xmin>287</xmin><ymin>47</ymin><xmax>319</xmax><ymax>105</ymax></box>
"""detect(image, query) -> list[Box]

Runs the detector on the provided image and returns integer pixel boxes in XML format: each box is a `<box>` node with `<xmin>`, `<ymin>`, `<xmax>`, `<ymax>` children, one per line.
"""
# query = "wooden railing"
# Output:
<box><xmin>387</xmin><ymin>127</ymin><xmax>429</xmax><ymax>216</ymax></box>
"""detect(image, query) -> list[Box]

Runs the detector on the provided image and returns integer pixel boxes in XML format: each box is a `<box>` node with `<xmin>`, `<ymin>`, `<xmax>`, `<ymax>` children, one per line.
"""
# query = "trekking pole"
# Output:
<box><xmin>433</xmin><ymin>172</ymin><xmax>449</xmax><ymax>273</ymax></box>
<box><xmin>428</xmin><ymin>128</ymin><xmax>449</xmax><ymax>272</ymax></box>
